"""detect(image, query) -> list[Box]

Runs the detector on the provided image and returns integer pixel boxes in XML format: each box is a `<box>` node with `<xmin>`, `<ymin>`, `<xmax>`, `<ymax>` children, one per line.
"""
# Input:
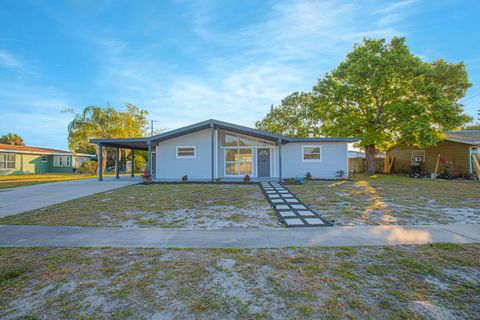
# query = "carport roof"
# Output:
<box><xmin>89</xmin><ymin>119</ymin><xmax>358</xmax><ymax>149</ymax></box>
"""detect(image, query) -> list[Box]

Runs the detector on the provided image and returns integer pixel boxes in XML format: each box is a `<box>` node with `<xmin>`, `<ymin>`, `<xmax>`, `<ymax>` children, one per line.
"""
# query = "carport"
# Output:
<box><xmin>89</xmin><ymin>138</ymin><xmax>152</xmax><ymax>181</ymax></box>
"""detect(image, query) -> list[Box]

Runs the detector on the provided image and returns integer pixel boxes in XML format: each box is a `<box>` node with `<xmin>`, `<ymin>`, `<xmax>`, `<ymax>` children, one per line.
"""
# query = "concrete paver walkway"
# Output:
<box><xmin>1</xmin><ymin>224</ymin><xmax>479</xmax><ymax>248</ymax></box>
<box><xmin>0</xmin><ymin>177</ymin><xmax>141</xmax><ymax>218</ymax></box>
<box><xmin>260</xmin><ymin>181</ymin><xmax>330</xmax><ymax>227</ymax></box>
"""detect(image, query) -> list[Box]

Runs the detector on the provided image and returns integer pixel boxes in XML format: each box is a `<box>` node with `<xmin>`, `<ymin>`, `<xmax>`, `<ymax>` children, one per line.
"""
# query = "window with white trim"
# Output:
<box><xmin>176</xmin><ymin>146</ymin><xmax>196</xmax><ymax>159</ymax></box>
<box><xmin>53</xmin><ymin>155</ymin><xmax>71</xmax><ymax>167</ymax></box>
<box><xmin>41</xmin><ymin>156</ymin><xmax>48</xmax><ymax>162</ymax></box>
<box><xmin>302</xmin><ymin>146</ymin><xmax>322</xmax><ymax>161</ymax></box>
<box><xmin>0</xmin><ymin>153</ymin><xmax>15</xmax><ymax>170</ymax></box>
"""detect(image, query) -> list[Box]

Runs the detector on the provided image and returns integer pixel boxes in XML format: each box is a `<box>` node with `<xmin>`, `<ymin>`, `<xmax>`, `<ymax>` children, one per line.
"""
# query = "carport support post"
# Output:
<box><xmin>98</xmin><ymin>143</ymin><xmax>103</xmax><ymax>181</ymax></box>
<box><xmin>278</xmin><ymin>138</ymin><xmax>282</xmax><ymax>181</ymax></box>
<box><xmin>210</xmin><ymin>123</ymin><xmax>214</xmax><ymax>182</ymax></box>
<box><xmin>148</xmin><ymin>143</ymin><xmax>153</xmax><ymax>177</ymax></box>
<box><xmin>131</xmin><ymin>149</ymin><xmax>135</xmax><ymax>177</ymax></box>
<box><xmin>115</xmin><ymin>147</ymin><xmax>120</xmax><ymax>179</ymax></box>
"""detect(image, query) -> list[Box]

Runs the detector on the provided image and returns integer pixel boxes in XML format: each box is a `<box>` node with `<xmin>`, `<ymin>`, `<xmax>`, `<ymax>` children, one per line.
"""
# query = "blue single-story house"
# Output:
<box><xmin>90</xmin><ymin>119</ymin><xmax>358</xmax><ymax>181</ymax></box>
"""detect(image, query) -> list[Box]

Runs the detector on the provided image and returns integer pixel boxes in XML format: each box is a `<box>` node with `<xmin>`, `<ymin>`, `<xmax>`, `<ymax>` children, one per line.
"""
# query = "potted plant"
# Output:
<box><xmin>182</xmin><ymin>174</ymin><xmax>188</xmax><ymax>182</ymax></box>
<box><xmin>141</xmin><ymin>169</ymin><xmax>152</xmax><ymax>183</ymax></box>
<box><xmin>243</xmin><ymin>174</ymin><xmax>250</xmax><ymax>183</ymax></box>
<box><xmin>305</xmin><ymin>172</ymin><xmax>312</xmax><ymax>180</ymax></box>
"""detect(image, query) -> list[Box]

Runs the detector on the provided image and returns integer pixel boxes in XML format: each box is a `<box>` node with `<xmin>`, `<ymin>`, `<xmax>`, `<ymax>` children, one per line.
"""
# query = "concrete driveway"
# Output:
<box><xmin>0</xmin><ymin>177</ymin><xmax>141</xmax><ymax>218</ymax></box>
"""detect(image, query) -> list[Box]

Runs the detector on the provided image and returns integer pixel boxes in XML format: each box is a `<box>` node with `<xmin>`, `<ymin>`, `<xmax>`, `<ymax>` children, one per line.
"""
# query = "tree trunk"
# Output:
<box><xmin>365</xmin><ymin>144</ymin><xmax>376</xmax><ymax>175</ymax></box>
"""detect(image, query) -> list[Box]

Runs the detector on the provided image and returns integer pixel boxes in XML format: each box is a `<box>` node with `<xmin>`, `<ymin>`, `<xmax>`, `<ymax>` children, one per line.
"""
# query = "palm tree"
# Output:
<box><xmin>0</xmin><ymin>133</ymin><xmax>25</xmax><ymax>145</ymax></box>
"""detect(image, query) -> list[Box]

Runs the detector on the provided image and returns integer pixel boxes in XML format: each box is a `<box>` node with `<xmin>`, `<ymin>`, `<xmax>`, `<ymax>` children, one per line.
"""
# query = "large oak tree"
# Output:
<box><xmin>313</xmin><ymin>37</ymin><xmax>471</xmax><ymax>174</ymax></box>
<box><xmin>255</xmin><ymin>92</ymin><xmax>321</xmax><ymax>137</ymax></box>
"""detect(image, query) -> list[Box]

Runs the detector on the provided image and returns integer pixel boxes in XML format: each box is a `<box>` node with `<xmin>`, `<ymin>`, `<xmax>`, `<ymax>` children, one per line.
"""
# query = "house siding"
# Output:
<box><xmin>281</xmin><ymin>142</ymin><xmax>348</xmax><ymax>179</ymax></box>
<box><xmin>156</xmin><ymin>129</ymin><xmax>213</xmax><ymax>180</ymax></box>
<box><xmin>0</xmin><ymin>153</ymin><xmax>83</xmax><ymax>176</ymax></box>
<box><xmin>387</xmin><ymin>140</ymin><xmax>473</xmax><ymax>174</ymax></box>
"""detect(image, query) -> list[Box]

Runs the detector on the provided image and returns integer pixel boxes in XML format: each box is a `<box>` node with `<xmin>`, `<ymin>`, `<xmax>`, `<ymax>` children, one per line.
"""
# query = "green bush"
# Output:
<box><xmin>78</xmin><ymin>161</ymin><xmax>97</xmax><ymax>175</ymax></box>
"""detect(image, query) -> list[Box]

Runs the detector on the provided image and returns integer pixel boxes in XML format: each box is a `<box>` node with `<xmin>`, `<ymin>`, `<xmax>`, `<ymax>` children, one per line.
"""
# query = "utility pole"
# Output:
<box><xmin>150</xmin><ymin>120</ymin><xmax>159</xmax><ymax>136</ymax></box>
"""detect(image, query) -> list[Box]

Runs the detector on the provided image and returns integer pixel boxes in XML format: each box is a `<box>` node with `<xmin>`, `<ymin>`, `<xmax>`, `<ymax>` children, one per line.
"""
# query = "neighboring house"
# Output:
<box><xmin>387</xmin><ymin>130</ymin><xmax>480</xmax><ymax>175</ymax></box>
<box><xmin>0</xmin><ymin>144</ymin><xmax>95</xmax><ymax>176</ymax></box>
<box><xmin>91</xmin><ymin>119</ymin><xmax>358</xmax><ymax>181</ymax></box>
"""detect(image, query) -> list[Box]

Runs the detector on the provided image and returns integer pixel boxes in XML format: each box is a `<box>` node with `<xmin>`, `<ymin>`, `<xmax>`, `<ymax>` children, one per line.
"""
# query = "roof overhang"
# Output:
<box><xmin>89</xmin><ymin>119</ymin><xmax>359</xmax><ymax>148</ymax></box>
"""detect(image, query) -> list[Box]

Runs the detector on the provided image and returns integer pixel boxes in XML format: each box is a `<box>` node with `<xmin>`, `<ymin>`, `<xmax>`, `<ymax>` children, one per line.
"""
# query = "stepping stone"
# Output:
<box><xmin>298</xmin><ymin>210</ymin><xmax>315</xmax><ymax>217</ymax></box>
<box><xmin>268</xmin><ymin>194</ymin><xmax>281</xmax><ymax>198</ymax></box>
<box><xmin>284</xmin><ymin>218</ymin><xmax>305</xmax><ymax>226</ymax></box>
<box><xmin>271</xmin><ymin>198</ymin><xmax>284</xmax><ymax>203</ymax></box>
<box><xmin>278</xmin><ymin>191</ymin><xmax>289</xmax><ymax>194</ymax></box>
<box><xmin>275</xmin><ymin>205</ymin><xmax>289</xmax><ymax>210</ymax></box>
<box><xmin>291</xmin><ymin>204</ymin><xmax>306</xmax><ymax>209</ymax></box>
<box><xmin>281</xmin><ymin>194</ymin><xmax>294</xmax><ymax>198</ymax></box>
<box><xmin>266</xmin><ymin>191</ymin><xmax>277</xmax><ymax>194</ymax></box>
<box><xmin>285</xmin><ymin>198</ymin><xmax>299</xmax><ymax>203</ymax></box>
<box><xmin>305</xmin><ymin>218</ymin><xmax>324</xmax><ymax>225</ymax></box>
<box><xmin>278</xmin><ymin>211</ymin><xmax>296</xmax><ymax>217</ymax></box>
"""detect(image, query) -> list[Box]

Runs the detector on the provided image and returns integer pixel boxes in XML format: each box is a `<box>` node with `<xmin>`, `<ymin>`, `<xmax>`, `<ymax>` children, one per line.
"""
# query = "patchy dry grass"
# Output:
<box><xmin>1</xmin><ymin>244</ymin><xmax>479</xmax><ymax>319</ymax></box>
<box><xmin>290</xmin><ymin>174</ymin><xmax>480</xmax><ymax>225</ymax></box>
<box><xmin>0</xmin><ymin>173</ymin><xmax>97</xmax><ymax>189</ymax></box>
<box><xmin>0</xmin><ymin>184</ymin><xmax>279</xmax><ymax>228</ymax></box>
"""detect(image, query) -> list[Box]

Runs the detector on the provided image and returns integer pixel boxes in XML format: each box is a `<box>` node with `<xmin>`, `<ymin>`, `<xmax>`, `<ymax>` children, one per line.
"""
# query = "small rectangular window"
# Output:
<box><xmin>302</xmin><ymin>146</ymin><xmax>322</xmax><ymax>162</ymax></box>
<box><xmin>176</xmin><ymin>146</ymin><xmax>196</xmax><ymax>159</ymax></box>
<box><xmin>41</xmin><ymin>156</ymin><xmax>48</xmax><ymax>162</ymax></box>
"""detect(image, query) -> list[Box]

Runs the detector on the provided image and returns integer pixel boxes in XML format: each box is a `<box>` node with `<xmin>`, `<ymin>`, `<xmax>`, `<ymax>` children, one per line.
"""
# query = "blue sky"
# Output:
<box><xmin>0</xmin><ymin>0</ymin><xmax>479</xmax><ymax>150</ymax></box>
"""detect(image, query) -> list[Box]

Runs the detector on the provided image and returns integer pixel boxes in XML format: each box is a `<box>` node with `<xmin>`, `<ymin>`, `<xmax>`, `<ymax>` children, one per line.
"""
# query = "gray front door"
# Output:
<box><xmin>257</xmin><ymin>148</ymin><xmax>270</xmax><ymax>177</ymax></box>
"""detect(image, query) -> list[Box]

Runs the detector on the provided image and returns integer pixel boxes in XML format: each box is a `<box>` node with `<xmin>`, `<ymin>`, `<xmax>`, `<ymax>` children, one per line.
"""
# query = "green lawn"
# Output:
<box><xmin>0</xmin><ymin>184</ymin><xmax>279</xmax><ymax>228</ymax></box>
<box><xmin>1</xmin><ymin>244</ymin><xmax>479</xmax><ymax>319</ymax></box>
<box><xmin>289</xmin><ymin>174</ymin><xmax>480</xmax><ymax>225</ymax></box>
<box><xmin>0</xmin><ymin>173</ymin><xmax>97</xmax><ymax>189</ymax></box>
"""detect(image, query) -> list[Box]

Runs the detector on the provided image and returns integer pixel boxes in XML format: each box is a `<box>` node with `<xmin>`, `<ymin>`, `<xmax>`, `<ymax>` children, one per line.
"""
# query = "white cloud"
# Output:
<box><xmin>88</xmin><ymin>0</ymin><xmax>417</xmax><ymax>130</ymax></box>
<box><xmin>0</xmin><ymin>49</ymin><xmax>22</xmax><ymax>69</ymax></box>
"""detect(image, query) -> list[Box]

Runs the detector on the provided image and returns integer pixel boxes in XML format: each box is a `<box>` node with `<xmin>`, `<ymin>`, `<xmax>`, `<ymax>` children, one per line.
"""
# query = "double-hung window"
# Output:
<box><xmin>53</xmin><ymin>155</ymin><xmax>71</xmax><ymax>167</ymax></box>
<box><xmin>176</xmin><ymin>146</ymin><xmax>196</xmax><ymax>159</ymax></box>
<box><xmin>302</xmin><ymin>146</ymin><xmax>322</xmax><ymax>162</ymax></box>
<box><xmin>0</xmin><ymin>153</ymin><xmax>15</xmax><ymax>170</ymax></box>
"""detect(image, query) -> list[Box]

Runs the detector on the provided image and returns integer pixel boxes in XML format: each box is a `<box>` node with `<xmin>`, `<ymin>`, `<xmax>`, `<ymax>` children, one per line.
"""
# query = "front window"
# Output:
<box><xmin>53</xmin><ymin>155</ymin><xmax>71</xmax><ymax>167</ymax></box>
<box><xmin>225</xmin><ymin>148</ymin><xmax>252</xmax><ymax>175</ymax></box>
<box><xmin>0</xmin><ymin>153</ymin><xmax>15</xmax><ymax>170</ymax></box>
<box><xmin>176</xmin><ymin>146</ymin><xmax>196</xmax><ymax>159</ymax></box>
<box><xmin>41</xmin><ymin>156</ymin><xmax>48</xmax><ymax>162</ymax></box>
<box><xmin>302</xmin><ymin>146</ymin><xmax>322</xmax><ymax>161</ymax></box>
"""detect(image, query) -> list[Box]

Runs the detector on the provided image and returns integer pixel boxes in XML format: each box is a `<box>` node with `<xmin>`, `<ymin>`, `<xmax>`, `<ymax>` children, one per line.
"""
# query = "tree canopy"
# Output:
<box><xmin>257</xmin><ymin>37</ymin><xmax>472</xmax><ymax>174</ymax></box>
<box><xmin>255</xmin><ymin>92</ymin><xmax>321</xmax><ymax>137</ymax></box>
<box><xmin>0</xmin><ymin>133</ymin><xmax>25</xmax><ymax>145</ymax></box>
<box><xmin>312</xmin><ymin>37</ymin><xmax>471</xmax><ymax>173</ymax></box>
<box><xmin>66</xmin><ymin>104</ymin><xmax>149</xmax><ymax>172</ymax></box>
<box><xmin>463</xmin><ymin>111</ymin><xmax>480</xmax><ymax>130</ymax></box>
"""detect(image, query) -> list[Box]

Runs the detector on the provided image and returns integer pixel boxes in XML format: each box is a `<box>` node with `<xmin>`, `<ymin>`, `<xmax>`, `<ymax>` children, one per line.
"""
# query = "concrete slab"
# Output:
<box><xmin>284</xmin><ymin>219</ymin><xmax>305</xmax><ymax>226</ymax></box>
<box><xmin>305</xmin><ymin>218</ymin><xmax>324</xmax><ymax>225</ymax></box>
<box><xmin>278</xmin><ymin>211</ymin><xmax>296</xmax><ymax>217</ymax></box>
<box><xmin>0</xmin><ymin>224</ymin><xmax>479</xmax><ymax>248</ymax></box>
<box><xmin>0</xmin><ymin>177</ymin><xmax>141</xmax><ymax>218</ymax></box>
